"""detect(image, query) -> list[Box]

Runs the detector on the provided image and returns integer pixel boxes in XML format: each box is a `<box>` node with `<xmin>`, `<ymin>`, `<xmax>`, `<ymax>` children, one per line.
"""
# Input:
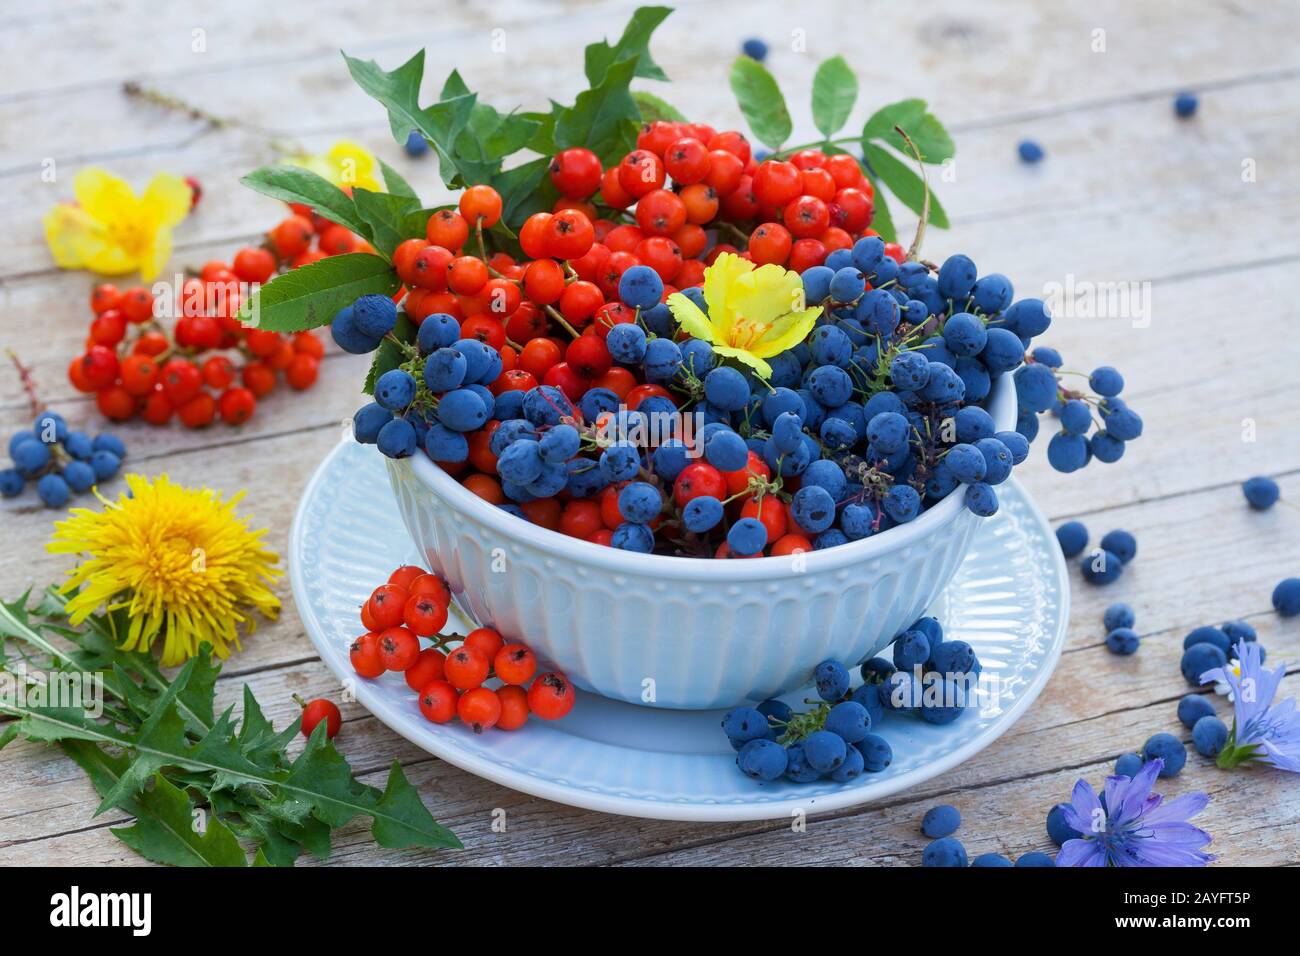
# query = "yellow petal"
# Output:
<box><xmin>73</xmin><ymin>168</ymin><xmax>138</xmax><ymax>222</ymax></box>
<box><xmin>43</xmin><ymin>203</ymin><xmax>96</xmax><ymax>269</ymax></box>
<box><xmin>712</xmin><ymin>345</ymin><xmax>772</xmax><ymax>379</ymax></box>
<box><xmin>751</xmin><ymin>307</ymin><xmax>822</xmax><ymax>358</ymax></box>
<box><xmin>666</xmin><ymin>292</ymin><xmax>716</xmax><ymax>344</ymax></box>
<box><xmin>141</xmin><ymin>173</ymin><xmax>193</xmax><ymax>229</ymax></box>
<box><xmin>138</xmin><ymin>228</ymin><xmax>174</xmax><ymax>282</ymax></box>
<box><xmin>702</xmin><ymin>252</ymin><xmax>753</xmax><ymax>342</ymax></box>
<box><xmin>327</xmin><ymin>139</ymin><xmax>382</xmax><ymax>191</ymax></box>
<box><xmin>724</xmin><ymin>263</ymin><xmax>807</xmax><ymax>328</ymax></box>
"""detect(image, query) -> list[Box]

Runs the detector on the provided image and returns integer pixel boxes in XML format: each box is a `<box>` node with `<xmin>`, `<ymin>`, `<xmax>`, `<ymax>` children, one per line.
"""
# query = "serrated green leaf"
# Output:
<box><xmin>811</xmin><ymin>56</ymin><xmax>858</xmax><ymax>139</ymax></box>
<box><xmin>729</xmin><ymin>56</ymin><xmax>791</xmax><ymax>149</ymax></box>
<box><xmin>63</xmin><ymin>743</ymin><xmax>248</xmax><ymax>867</ymax></box>
<box><xmin>342</xmin><ymin>50</ymin><xmax>478</xmax><ymax>187</ymax></box>
<box><xmin>238</xmin><ymin>253</ymin><xmax>399</xmax><ymax>332</ymax></box>
<box><xmin>584</xmin><ymin>5</ymin><xmax>672</xmax><ymax>85</ymax></box>
<box><xmin>372</xmin><ymin>761</ymin><xmax>462</xmax><ymax>850</ymax></box>
<box><xmin>352</xmin><ymin>188</ymin><xmax>421</xmax><ymax>259</ymax></box>
<box><xmin>862</xmin><ymin>142</ymin><xmax>949</xmax><ymax>229</ymax></box>
<box><xmin>555</xmin><ymin>56</ymin><xmax>642</xmax><ymax>166</ymax></box>
<box><xmin>378</xmin><ymin>159</ymin><xmax>418</xmax><ymax>200</ymax></box>
<box><xmin>240</xmin><ymin>166</ymin><xmax>371</xmax><ymax>237</ymax></box>
<box><xmin>114</xmin><ymin>774</ymin><xmax>250</xmax><ymax>867</ymax></box>
<box><xmin>363</xmin><ymin>312</ymin><xmax>415</xmax><ymax>395</ymax></box>
<box><xmin>632</xmin><ymin>90</ymin><xmax>686</xmax><ymax>123</ymax></box>
<box><xmin>863</xmin><ymin>99</ymin><xmax>955</xmax><ymax>164</ymax></box>
<box><xmin>452</xmin><ymin>103</ymin><xmax>542</xmax><ymax>184</ymax></box>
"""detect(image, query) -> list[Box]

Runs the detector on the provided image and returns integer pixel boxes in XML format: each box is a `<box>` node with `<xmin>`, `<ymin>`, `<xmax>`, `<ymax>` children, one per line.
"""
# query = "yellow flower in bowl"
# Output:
<box><xmin>285</xmin><ymin>139</ymin><xmax>383</xmax><ymax>192</ymax></box>
<box><xmin>666</xmin><ymin>253</ymin><xmax>822</xmax><ymax>378</ymax></box>
<box><xmin>43</xmin><ymin>169</ymin><xmax>192</xmax><ymax>281</ymax></box>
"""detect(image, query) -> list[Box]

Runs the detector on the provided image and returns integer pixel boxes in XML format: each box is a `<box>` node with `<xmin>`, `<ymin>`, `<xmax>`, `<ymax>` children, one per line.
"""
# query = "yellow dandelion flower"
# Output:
<box><xmin>285</xmin><ymin>139</ymin><xmax>383</xmax><ymax>192</ymax></box>
<box><xmin>43</xmin><ymin>168</ymin><xmax>192</xmax><ymax>281</ymax></box>
<box><xmin>47</xmin><ymin>474</ymin><xmax>281</xmax><ymax>667</ymax></box>
<box><xmin>667</xmin><ymin>253</ymin><xmax>822</xmax><ymax>379</ymax></box>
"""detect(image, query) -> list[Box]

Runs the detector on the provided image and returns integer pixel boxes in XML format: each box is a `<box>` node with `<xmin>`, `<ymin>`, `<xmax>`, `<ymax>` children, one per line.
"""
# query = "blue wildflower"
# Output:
<box><xmin>1201</xmin><ymin>640</ymin><xmax>1300</xmax><ymax>772</ymax></box>
<box><xmin>1055</xmin><ymin>759</ymin><xmax>1214</xmax><ymax>867</ymax></box>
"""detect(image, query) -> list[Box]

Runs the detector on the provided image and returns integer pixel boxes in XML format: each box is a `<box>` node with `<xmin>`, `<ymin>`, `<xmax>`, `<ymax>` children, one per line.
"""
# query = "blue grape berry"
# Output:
<box><xmin>1055</xmin><ymin>520</ymin><xmax>1088</xmax><ymax>557</ymax></box>
<box><xmin>922</xmin><ymin>837</ymin><xmax>968</xmax><ymax>867</ymax></box>
<box><xmin>741</xmin><ymin>37</ymin><xmax>768</xmax><ymax>61</ymax></box>
<box><xmin>973</xmin><ymin>853</ymin><xmax>1013</xmax><ymax>867</ymax></box>
<box><xmin>1080</xmin><ymin>548</ymin><xmax>1124</xmax><ymax>585</ymax></box>
<box><xmin>825</xmin><ymin>700</ymin><xmax>871</xmax><ymax>743</ymax></box>
<box><xmin>1180</xmin><ymin>643</ymin><xmax>1227</xmax><ymax>685</ymax></box>
<box><xmin>1177</xmin><ymin>694</ymin><xmax>1216</xmax><ymax>729</ymax></box>
<box><xmin>1273</xmin><ymin>578</ymin><xmax>1300</xmax><ymax>617</ymax></box>
<box><xmin>1242</xmin><ymin>476</ymin><xmax>1280</xmax><ymax>510</ymax></box>
<box><xmin>1046</xmin><ymin>803</ymin><xmax>1080</xmax><ymax>846</ymax></box>
<box><xmin>1099</xmin><ymin>529</ymin><xmax>1136</xmax><ymax>564</ymax></box>
<box><xmin>618</xmin><ymin>265</ymin><xmax>664</xmax><ymax>309</ymax></box>
<box><xmin>1115</xmin><ymin>752</ymin><xmax>1144</xmax><ymax>777</ymax></box>
<box><xmin>1183</xmin><ymin>625</ymin><xmax>1231</xmax><ymax>656</ymax></box>
<box><xmin>1142</xmin><ymin>733</ymin><xmax>1187</xmax><ymax>777</ymax></box>
<box><xmin>1105</xmin><ymin>627</ymin><xmax>1140</xmax><ymax>655</ymax></box>
<box><xmin>722</xmin><ymin>706</ymin><xmax>770</xmax><ymax>744</ymax></box>
<box><xmin>374</xmin><ymin>369</ymin><xmax>417</xmax><ymax>410</ymax></box>
<box><xmin>921</xmin><ymin>804</ymin><xmax>961</xmax><ymax>838</ymax></box>
<box><xmin>814</xmin><ymin>659</ymin><xmax>850</xmax><ymax>702</ymax></box>
<box><xmin>1173</xmin><ymin>91</ymin><xmax>1198</xmax><ymax>118</ymax></box>
<box><xmin>726</xmin><ymin>517</ymin><xmax>767</xmax><ymax>556</ymax></box>
<box><xmin>1192</xmin><ymin>716</ymin><xmax>1228</xmax><ymax>757</ymax></box>
<box><xmin>856</xmin><ymin>734</ymin><xmax>892</xmax><ymax>772</ymax></box>
<box><xmin>737</xmin><ymin>739</ymin><xmax>787</xmax><ymax>781</ymax></box>
<box><xmin>1103</xmin><ymin>603</ymin><xmax>1135</xmax><ymax>631</ymax></box>
<box><xmin>1017</xmin><ymin>139</ymin><xmax>1045</xmax><ymax>164</ymax></box>
<box><xmin>0</xmin><ymin>469</ymin><xmax>23</xmax><ymax>497</ymax></box>
<box><xmin>802</xmin><ymin>730</ymin><xmax>846</xmax><ymax>772</ymax></box>
<box><xmin>1016</xmin><ymin>852</ymin><xmax>1056</xmax><ymax>867</ymax></box>
<box><xmin>37</xmin><ymin>473</ymin><xmax>71</xmax><ymax>508</ymax></box>
<box><xmin>404</xmin><ymin>130</ymin><xmax>430</xmax><ymax>156</ymax></box>
<box><xmin>376</xmin><ymin>418</ymin><xmax>417</xmax><ymax>459</ymax></box>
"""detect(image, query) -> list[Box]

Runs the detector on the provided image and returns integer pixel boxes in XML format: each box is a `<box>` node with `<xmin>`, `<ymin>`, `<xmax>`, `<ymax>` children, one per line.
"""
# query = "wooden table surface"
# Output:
<box><xmin>2</xmin><ymin>0</ymin><xmax>1298</xmax><ymax>866</ymax></box>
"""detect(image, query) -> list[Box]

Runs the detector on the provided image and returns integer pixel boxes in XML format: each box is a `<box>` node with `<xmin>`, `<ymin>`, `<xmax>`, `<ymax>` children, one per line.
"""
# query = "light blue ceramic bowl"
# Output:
<box><xmin>388</xmin><ymin>373</ymin><xmax>1017</xmax><ymax>709</ymax></box>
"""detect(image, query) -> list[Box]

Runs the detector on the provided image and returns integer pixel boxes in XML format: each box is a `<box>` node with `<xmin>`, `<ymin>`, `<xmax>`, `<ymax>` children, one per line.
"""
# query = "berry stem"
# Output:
<box><xmin>893</xmin><ymin>125</ymin><xmax>930</xmax><ymax>262</ymax></box>
<box><xmin>542</xmin><ymin>304</ymin><xmax>581</xmax><ymax>340</ymax></box>
<box><xmin>6</xmin><ymin>349</ymin><xmax>45</xmax><ymax>417</ymax></box>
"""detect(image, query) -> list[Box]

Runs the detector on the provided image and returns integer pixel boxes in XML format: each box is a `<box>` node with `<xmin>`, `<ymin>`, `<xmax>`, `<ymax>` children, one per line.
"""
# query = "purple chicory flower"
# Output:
<box><xmin>1201</xmin><ymin>640</ymin><xmax>1300</xmax><ymax>772</ymax></box>
<box><xmin>1056</xmin><ymin>759</ymin><xmax>1215</xmax><ymax>867</ymax></box>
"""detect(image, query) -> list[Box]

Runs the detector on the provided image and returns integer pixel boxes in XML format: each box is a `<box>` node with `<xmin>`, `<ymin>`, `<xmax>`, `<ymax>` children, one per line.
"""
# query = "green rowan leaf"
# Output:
<box><xmin>238</xmin><ymin>253</ymin><xmax>399</xmax><ymax>332</ymax></box>
<box><xmin>811</xmin><ymin>56</ymin><xmax>858</xmax><ymax>139</ymax></box>
<box><xmin>729</xmin><ymin>56</ymin><xmax>791</xmax><ymax>149</ymax></box>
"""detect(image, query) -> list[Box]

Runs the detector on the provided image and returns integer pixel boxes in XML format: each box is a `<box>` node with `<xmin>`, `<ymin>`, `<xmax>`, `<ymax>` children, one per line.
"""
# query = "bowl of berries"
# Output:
<box><xmin>253</xmin><ymin>8</ymin><xmax>1142</xmax><ymax>710</ymax></box>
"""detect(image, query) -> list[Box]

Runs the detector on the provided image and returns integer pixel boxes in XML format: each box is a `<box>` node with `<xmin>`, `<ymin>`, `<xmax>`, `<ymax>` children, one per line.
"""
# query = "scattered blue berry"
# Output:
<box><xmin>921</xmin><ymin>804</ymin><xmax>961</xmax><ymax>838</ymax></box>
<box><xmin>922</xmin><ymin>837</ymin><xmax>968</xmax><ymax>867</ymax></box>
<box><xmin>1142</xmin><ymin>733</ymin><xmax>1187</xmax><ymax>777</ymax></box>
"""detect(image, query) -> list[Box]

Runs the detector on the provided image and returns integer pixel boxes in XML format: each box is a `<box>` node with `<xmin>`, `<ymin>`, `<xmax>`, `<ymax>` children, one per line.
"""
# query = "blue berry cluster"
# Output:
<box><xmin>723</xmin><ymin>616</ymin><xmax>983</xmax><ymax>785</ymax></box>
<box><xmin>875</xmin><ymin>615</ymin><xmax>983</xmax><ymax>725</ymax></box>
<box><xmin>1</xmin><ymin>412</ymin><xmax>125</xmax><ymax>508</ymax></box>
<box><xmin>722</xmin><ymin>657</ymin><xmax>893</xmax><ymax>784</ymax></box>
<box><xmin>1054</xmin><ymin>520</ymin><xmax>1138</xmax><ymax>586</ymax></box>
<box><xmin>1102</xmin><ymin>601</ymin><xmax>1139</xmax><ymax>655</ymax></box>
<box><xmin>339</xmin><ymin>238</ymin><xmax>1136</xmax><ymax>558</ymax></box>
<box><xmin>1018</xmin><ymin>355</ymin><xmax>1143</xmax><ymax>474</ymax></box>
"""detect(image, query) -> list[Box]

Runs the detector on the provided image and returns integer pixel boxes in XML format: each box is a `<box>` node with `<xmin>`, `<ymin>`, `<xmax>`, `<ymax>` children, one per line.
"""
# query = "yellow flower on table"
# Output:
<box><xmin>48</xmin><ymin>474</ymin><xmax>281</xmax><ymax>667</ymax></box>
<box><xmin>43</xmin><ymin>169</ymin><xmax>192</xmax><ymax>281</ymax></box>
<box><xmin>285</xmin><ymin>139</ymin><xmax>383</xmax><ymax>192</ymax></box>
<box><xmin>666</xmin><ymin>253</ymin><xmax>822</xmax><ymax>379</ymax></box>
